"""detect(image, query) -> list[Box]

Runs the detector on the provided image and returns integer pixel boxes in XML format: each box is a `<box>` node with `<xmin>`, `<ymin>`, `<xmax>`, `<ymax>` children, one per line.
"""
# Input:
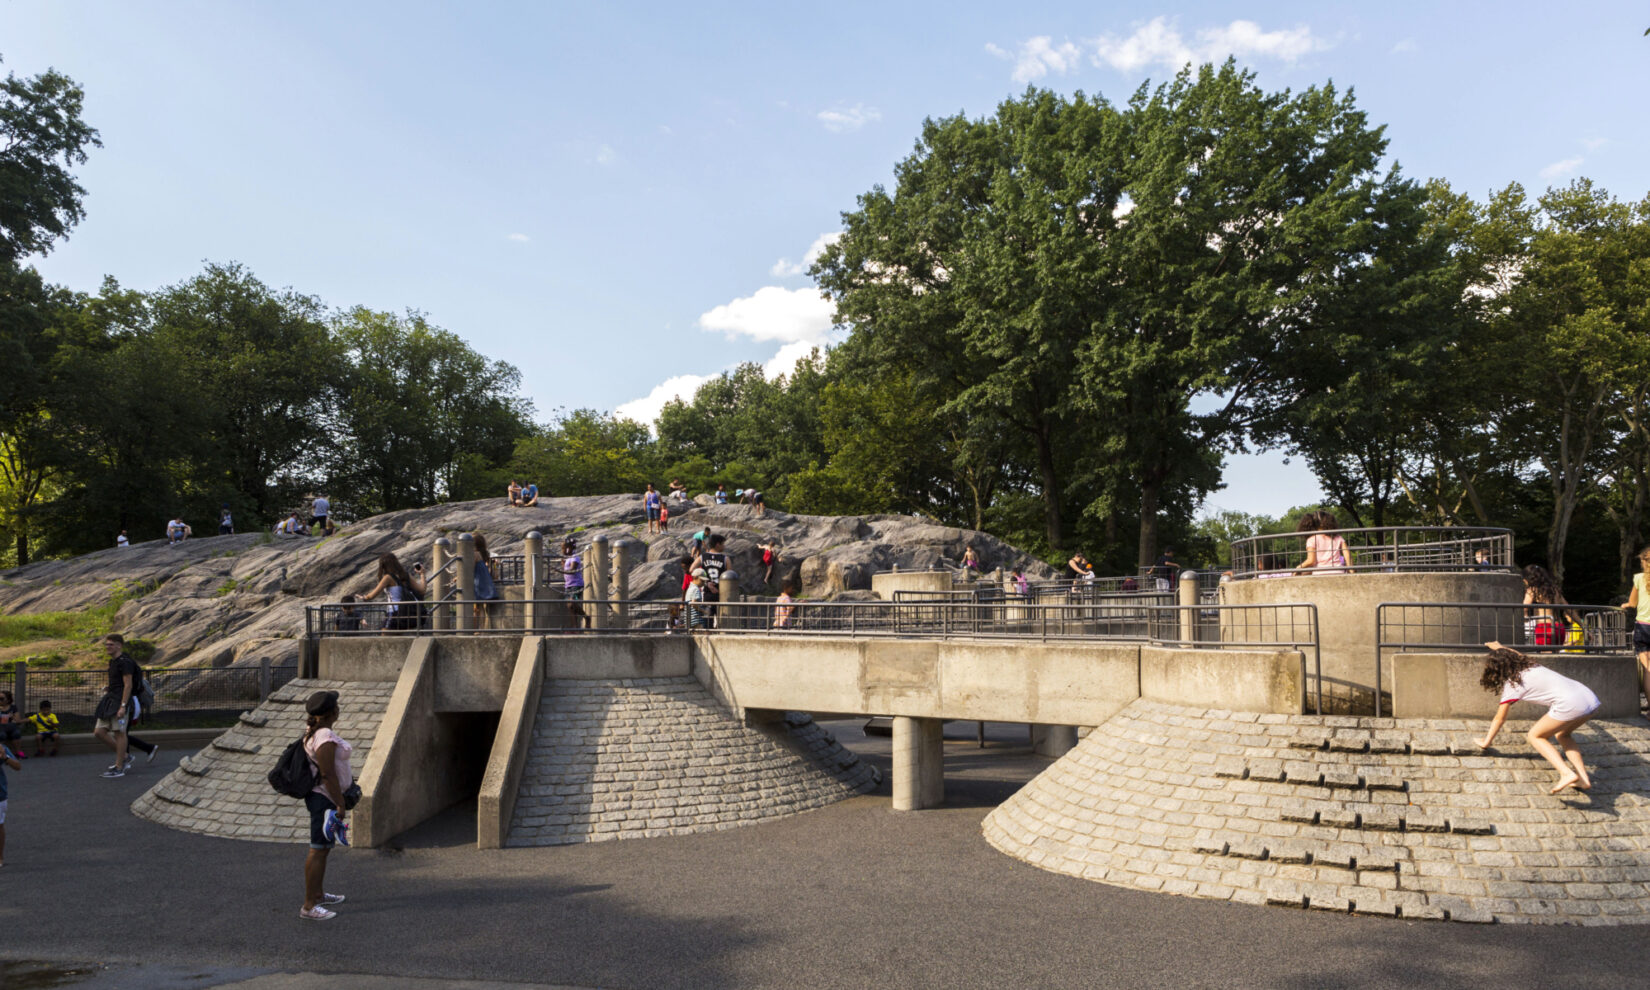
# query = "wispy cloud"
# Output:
<box><xmin>1539</xmin><ymin>156</ymin><xmax>1584</xmax><ymax>180</ymax></box>
<box><xmin>770</xmin><ymin>231</ymin><xmax>843</xmax><ymax>277</ymax></box>
<box><xmin>1390</xmin><ymin>38</ymin><xmax>1417</xmax><ymax>54</ymax></box>
<box><xmin>817</xmin><ymin>103</ymin><xmax>881</xmax><ymax>133</ymax></box>
<box><xmin>1582</xmin><ymin>137</ymin><xmax>1608</xmax><ymax>151</ymax></box>
<box><xmin>506</xmin><ymin>233</ymin><xmax>530</xmax><ymax>243</ymax></box>
<box><xmin>697</xmin><ymin>286</ymin><xmax>836</xmax><ymax>344</ymax></box>
<box><xmin>986</xmin><ymin>36</ymin><xmax>1083</xmax><ymax>84</ymax></box>
<box><xmin>594</xmin><ymin>144</ymin><xmax>618</xmax><ymax>166</ymax></box>
<box><xmin>988</xmin><ymin>18</ymin><xmax>1332</xmax><ymax>81</ymax></box>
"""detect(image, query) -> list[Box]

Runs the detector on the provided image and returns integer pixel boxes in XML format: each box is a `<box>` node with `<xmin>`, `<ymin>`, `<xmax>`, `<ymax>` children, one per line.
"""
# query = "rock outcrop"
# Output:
<box><xmin>0</xmin><ymin>496</ymin><xmax>1055</xmax><ymax>673</ymax></box>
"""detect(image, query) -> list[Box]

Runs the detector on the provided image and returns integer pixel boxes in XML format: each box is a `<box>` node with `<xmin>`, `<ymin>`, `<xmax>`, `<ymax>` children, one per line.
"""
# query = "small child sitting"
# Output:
<box><xmin>27</xmin><ymin>700</ymin><xmax>58</xmax><ymax>757</ymax></box>
<box><xmin>1476</xmin><ymin>640</ymin><xmax>1600</xmax><ymax>794</ymax></box>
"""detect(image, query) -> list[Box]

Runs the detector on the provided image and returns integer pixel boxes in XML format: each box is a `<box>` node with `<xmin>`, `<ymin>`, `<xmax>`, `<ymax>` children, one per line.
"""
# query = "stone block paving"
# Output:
<box><xmin>132</xmin><ymin>678</ymin><xmax>395</xmax><ymax>843</ymax></box>
<box><xmin>982</xmin><ymin>699</ymin><xmax>1650</xmax><ymax>925</ymax></box>
<box><xmin>507</xmin><ymin>676</ymin><xmax>880</xmax><ymax>847</ymax></box>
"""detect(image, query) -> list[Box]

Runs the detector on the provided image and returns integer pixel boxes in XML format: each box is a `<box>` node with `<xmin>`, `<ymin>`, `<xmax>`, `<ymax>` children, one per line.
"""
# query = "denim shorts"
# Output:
<box><xmin>1634</xmin><ymin>622</ymin><xmax>1650</xmax><ymax>654</ymax></box>
<box><xmin>305</xmin><ymin>791</ymin><xmax>337</xmax><ymax>850</ymax></box>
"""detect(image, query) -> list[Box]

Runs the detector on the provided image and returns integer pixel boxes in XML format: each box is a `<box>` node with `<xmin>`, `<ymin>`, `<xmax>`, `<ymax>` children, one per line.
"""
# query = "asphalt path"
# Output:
<box><xmin>4</xmin><ymin>722</ymin><xmax>1650</xmax><ymax>989</ymax></box>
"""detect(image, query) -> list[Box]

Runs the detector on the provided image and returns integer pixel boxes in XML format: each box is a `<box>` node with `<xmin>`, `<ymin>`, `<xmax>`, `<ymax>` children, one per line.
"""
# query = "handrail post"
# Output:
<box><xmin>457</xmin><ymin>533</ymin><xmax>476</xmax><ymax>631</ymax></box>
<box><xmin>431</xmin><ymin>537</ymin><xmax>452</xmax><ymax>631</ymax></box>
<box><xmin>589</xmin><ymin>535</ymin><xmax>609</xmax><ymax>630</ymax></box>
<box><xmin>524</xmin><ymin>531</ymin><xmax>544</xmax><ymax>632</ymax></box>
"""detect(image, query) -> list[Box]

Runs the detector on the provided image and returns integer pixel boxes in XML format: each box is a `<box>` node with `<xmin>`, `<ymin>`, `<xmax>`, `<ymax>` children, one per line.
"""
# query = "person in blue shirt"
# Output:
<box><xmin>644</xmin><ymin>484</ymin><xmax>662</xmax><ymax>534</ymax></box>
<box><xmin>520</xmin><ymin>483</ymin><xmax>539</xmax><ymax>507</ymax></box>
<box><xmin>714</xmin><ymin>484</ymin><xmax>728</xmax><ymax>505</ymax></box>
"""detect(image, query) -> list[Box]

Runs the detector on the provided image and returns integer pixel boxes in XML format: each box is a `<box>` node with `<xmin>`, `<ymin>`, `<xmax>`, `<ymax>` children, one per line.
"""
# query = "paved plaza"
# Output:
<box><xmin>5</xmin><ymin>723</ymin><xmax>1649</xmax><ymax>989</ymax></box>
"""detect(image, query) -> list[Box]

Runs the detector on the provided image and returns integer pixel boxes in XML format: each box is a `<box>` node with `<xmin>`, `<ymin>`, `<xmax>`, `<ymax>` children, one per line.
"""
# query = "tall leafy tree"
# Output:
<box><xmin>0</xmin><ymin>55</ymin><xmax>102</xmax><ymax>261</ymax></box>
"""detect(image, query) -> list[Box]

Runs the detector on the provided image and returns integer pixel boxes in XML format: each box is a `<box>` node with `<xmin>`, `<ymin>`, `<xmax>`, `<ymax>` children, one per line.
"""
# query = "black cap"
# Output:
<box><xmin>305</xmin><ymin>690</ymin><xmax>340</xmax><ymax>716</ymax></box>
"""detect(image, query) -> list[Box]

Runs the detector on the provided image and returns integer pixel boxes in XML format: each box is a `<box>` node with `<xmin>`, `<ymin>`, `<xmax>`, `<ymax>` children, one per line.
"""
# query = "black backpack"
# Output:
<box><xmin>268</xmin><ymin>737</ymin><xmax>317</xmax><ymax>799</ymax></box>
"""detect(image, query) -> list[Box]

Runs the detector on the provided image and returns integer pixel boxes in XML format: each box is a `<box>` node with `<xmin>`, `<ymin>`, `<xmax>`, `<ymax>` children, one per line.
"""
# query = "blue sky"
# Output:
<box><xmin>5</xmin><ymin>2</ymin><xmax>1647</xmax><ymax>517</ymax></box>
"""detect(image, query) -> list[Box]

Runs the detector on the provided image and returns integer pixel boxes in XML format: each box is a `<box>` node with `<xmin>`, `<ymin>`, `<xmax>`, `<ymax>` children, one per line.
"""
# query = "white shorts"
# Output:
<box><xmin>1549</xmin><ymin>695</ymin><xmax>1600</xmax><ymax>724</ymax></box>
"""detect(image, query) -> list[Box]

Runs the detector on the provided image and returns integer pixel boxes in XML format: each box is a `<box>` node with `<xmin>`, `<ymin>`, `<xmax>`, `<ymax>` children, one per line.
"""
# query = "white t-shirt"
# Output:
<box><xmin>1498</xmin><ymin>665</ymin><xmax>1599</xmax><ymax>717</ymax></box>
<box><xmin>117</xmin><ymin>534</ymin><xmax>130</xmax><ymax>548</ymax></box>
<box><xmin>304</xmin><ymin>727</ymin><xmax>354</xmax><ymax>795</ymax></box>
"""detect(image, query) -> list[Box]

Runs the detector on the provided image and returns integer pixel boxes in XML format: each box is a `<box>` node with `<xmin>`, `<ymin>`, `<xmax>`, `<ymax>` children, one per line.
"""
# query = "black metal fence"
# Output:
<box><xmin>1229</xmin><ymin>526</ymin><xmax>1515</xmax><ymax>579</ymax></box>
<box><xmin>10</xmin><ymin>661</ymin><xmax>299</xmax><ymax>733</ymax></box>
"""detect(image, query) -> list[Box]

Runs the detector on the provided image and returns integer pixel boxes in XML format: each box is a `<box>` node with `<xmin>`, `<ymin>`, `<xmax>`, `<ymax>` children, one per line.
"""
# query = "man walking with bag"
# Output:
<box><xmin>93</xmin><ymin>634</ymin><xmax>138</xmax><ymax>779</ymax></box>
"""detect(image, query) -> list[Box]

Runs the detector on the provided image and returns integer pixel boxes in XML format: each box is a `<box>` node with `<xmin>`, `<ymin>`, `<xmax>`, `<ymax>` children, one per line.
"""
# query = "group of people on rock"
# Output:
<box><xmin>123</xmin><ymin>496</ymin><xmax>334</xmax><ymax>549</ymax></box>
<box><xmin>644</xmin><ymin>482</ymin><xmax>765</xmax><ymax>535</ymax></box>
<box><xmin>506</xmin><ymin>480</ymin><xmax>540</xmax><ymax>507</ymax></box>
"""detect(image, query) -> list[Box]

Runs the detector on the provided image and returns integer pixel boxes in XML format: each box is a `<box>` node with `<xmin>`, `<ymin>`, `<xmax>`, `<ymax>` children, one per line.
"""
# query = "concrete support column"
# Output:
<box><xmin>524</xmin><ymin>531</ymin><xmax>545</xmax><ymax>631</ymax></box>
<box><xmin>1032</xmin><ymin>724</ymin><xmax>1078</xmax><ymax>757</ymax></box>
<box><xmin>431</xmin><ymin>537</ymin><xmax>452</xmax><ymax>631</ymax></box>
<box><xmin>612</xmin><ymin>538</ymin><xmax>632</xmax><ymax>629</ymax></box>
<box><xmin>891</xmin><ymin>716</ymin><xmax>945</xmax><ymax>810</ymax></box>
<box><xmin>588</xmin><ymin>535</ymin><xmax>610</xmax><ymax>630</ymax></box>
<box><xmin>1178</xmin><ymin>569</ymin><xmax>1199</xmax><ymax>646</ymax></box>
<box><xmin>456</xmin><ymin>533</ymin><xmax>477</xmax><ymax>631</ymax></box>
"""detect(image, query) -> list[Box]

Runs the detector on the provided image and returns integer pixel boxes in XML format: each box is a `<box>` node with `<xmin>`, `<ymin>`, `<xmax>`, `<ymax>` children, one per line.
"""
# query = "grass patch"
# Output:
<box><xmin>0</xmin><ymin>612</ymin><xmax>93</xmax><ymax>648</ymax></box>
<box><xmin>215</xmin><ymin>579</ymin><xmax>239</xmax><ymax>597</ymax></box>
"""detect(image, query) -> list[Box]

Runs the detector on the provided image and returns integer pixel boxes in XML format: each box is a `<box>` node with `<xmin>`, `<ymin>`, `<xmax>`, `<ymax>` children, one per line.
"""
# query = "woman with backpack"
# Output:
<box><xmin>359</xmin><ymin>553</ymin><xmax>426</xmax><ymax>631</ymax></box>
<box><xmin>300</xmin><ymin>690</ymin><xmax>355</xmax><ymax>921</ymax></box>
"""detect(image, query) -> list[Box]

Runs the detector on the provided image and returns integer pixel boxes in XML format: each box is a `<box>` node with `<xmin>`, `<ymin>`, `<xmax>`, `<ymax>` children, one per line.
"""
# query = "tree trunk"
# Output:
<box><xmin>1137</xmin><ymin>478</ymin><xmax>1159</xmax><ymax>571</ymax></box>
<box><xmin>1032</xmin><ymin>423</ymin><xmax>1064</xmax><ymax>552</ymax></box>
<box><xmin>14</xmin><ymin>529</ymin><xmax>27</xmax><ymax>568</ymax></box>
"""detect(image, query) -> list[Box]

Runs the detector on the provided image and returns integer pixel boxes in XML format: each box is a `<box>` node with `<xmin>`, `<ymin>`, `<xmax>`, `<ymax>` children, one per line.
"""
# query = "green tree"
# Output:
<box><xmin>509</xmin><ymin>408</ymin><xmax>652</xmax><ymax>497</ymax></box>
<box><xmin>0</xmin><ymin>55</ymin><xmax>101</xmax><ymax>261</ymax></box>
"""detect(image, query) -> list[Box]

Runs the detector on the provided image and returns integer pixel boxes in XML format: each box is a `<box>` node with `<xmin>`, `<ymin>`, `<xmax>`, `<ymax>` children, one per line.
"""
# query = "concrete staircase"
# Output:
<box><xmin>132</xmin><ymin>678</ymin><xmax>395</xmax><ymax>842</ymax></box>
<box><xmin>507</xmin><ymin>676</ymin><xmax>879</xmax><ymax>846</ymax></box>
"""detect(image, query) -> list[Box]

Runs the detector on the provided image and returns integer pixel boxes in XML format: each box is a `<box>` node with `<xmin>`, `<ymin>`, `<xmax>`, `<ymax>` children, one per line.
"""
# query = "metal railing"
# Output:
<box><xmin>12</xmin><ymin>661</ymin><xmax>298</xmax><ymax>733</ymax></box>
<box><xmin>1372</xmin><ymin>601</ymin><xmax>1631</xmax><ymax>717</ymax></box>
<box><xmin>1229</xmin><ymin>526</ymin><xmax>1515</xmax><ymax>579</ymax></box>
<box><xmin>491</xmin><ymin>554</ymin><xmax>564</xmax><ymax>587</ymax></box>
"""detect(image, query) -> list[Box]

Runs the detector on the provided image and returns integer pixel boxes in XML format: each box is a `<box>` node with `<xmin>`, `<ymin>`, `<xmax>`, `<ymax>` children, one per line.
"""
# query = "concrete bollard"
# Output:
<box><xmin>612</xmin><ymin>538</ymin><xmax>632</xmax><ymax>629</ymax></box>
<box><xmin>718</xmin><ymin>571</ymin><xmax>740</xmax><ymax>630</ymax></box>
<box><xmin>525</xmin><ymin>531</ymin><xmax>544</xmax><ymax>632</ymax></box>
<box><xmin>589</xmin><ymin>535</ymin><xmax>610</xmax><ymax>630</ymax></box>
<box><xmin>431</xmin><ymin>537</ymin><xmax>452</xmax><ymax>631</ymax></box>
<box><xmin>1178</xmin><ymin>569</ymin><xmax>1199</xmax><ymax>646</ymax></box>
<box><xmin>457</xmin><ymin>533</ymin><xmax>476</xmax><ymax>631</ymax></box>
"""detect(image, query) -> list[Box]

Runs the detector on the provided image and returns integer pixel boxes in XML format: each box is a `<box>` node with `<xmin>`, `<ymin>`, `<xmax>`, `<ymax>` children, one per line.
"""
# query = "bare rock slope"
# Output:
<box><xmin>0</xmin><ymin>495</ymin><xmax>1054</xmax><ymax>672</ymax></box>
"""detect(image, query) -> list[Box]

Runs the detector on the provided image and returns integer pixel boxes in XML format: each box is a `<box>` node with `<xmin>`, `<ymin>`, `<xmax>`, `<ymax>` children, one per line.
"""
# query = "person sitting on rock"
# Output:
<box><xmin>507</xmin><ymin>480</ymin><xmax>523</xmax><ymax>506</ymax></box>
<box><xmin>1476</xmin><ymin>640</ymin><xmax>1600</xmax><ymax>794</ymax></box>
<box><xmin>167</xmin><ymin>517</ymin><xmax>190</xmax><ymax>545</ymax></box>
<box><xmin>520</xmin><ymin>483</ymin><xmax>539</xmax><ymax>508</ymax></box>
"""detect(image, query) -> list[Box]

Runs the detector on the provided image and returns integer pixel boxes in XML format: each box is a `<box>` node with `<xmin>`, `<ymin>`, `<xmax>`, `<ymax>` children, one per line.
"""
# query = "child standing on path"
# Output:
<box><xmin>0</xmin><ymin>740</ymin><xmax>19</xmax><ymax>866</ymax></box>
<box><xmin>1476</xmin><ymin>640</ymin><xmax>1600</xmax><ymax>794</ymax></box>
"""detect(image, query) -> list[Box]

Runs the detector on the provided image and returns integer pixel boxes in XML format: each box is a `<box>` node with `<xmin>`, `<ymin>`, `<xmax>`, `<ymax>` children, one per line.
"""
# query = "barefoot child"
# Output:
<box><xmin>1476</xmin><ymin>640</ymin><xmax>1600</xmax><ymax>794</ymax></box>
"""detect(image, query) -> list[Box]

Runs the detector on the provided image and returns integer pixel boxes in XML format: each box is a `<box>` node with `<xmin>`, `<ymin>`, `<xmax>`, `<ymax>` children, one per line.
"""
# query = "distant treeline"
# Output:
<box><xmin>3</xmin><ymin>57</ymin><xmax>1647</xmax><ymax>606</ymax></box>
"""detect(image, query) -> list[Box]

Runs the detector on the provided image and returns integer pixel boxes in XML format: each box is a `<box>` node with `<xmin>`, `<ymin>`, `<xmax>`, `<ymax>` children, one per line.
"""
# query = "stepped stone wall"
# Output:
<box><xmin>132</xmin><ymin>679</ymin><xmax>394</xmax><ymax>842</ymax></box>
<box><xmin>508</xmin><ymin>677</ymin><xmax>879</xmax><ymax>846</ymax></box>
<box><xmin>984</xmin><ymin>699</ymin><xmax>1650</xmax><ymax>925</ymax></box>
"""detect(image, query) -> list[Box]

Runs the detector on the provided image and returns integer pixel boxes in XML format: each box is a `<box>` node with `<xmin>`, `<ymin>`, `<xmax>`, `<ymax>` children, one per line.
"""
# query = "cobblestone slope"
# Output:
<box><xmin>507</xmin><ymin>677</ymin><xmax>880</xmax><ymax>846</ymax></box>
<box><xmin>132</xmin><ymin>678</ymin><xmax>394</xmax><ymax>842</ymax></box>
<box><xmin>984</xmin><ymin>699</ymin><xmax>1650</xmax><ymax>924</ymax></box>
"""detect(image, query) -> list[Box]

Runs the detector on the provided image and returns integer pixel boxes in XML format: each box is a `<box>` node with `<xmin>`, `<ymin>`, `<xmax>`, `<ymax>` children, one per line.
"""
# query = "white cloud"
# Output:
<box><xmin>1539</xmin><ymin>156</ymin><xmax>1584</xmax><ymax>180</ymax></box>
<box><xmin>1091</xmin><ymin>17</ymin><xmax>1328</xmax><ymax>72</ymax></box>
<box><xmin>594</xmin><ymin>144</ymin><xmax>618</xmax><ymax>166</ymax></box>
<box><xmin>762</xmin><ymin>340</ymin><xmax>820</xmax><ymax>380</ymax></box>
<box><xmin>817</xmin><ymin>103</ymin><xmax>881</xmax><ymax>133</ymax></box>
<box><xmin>506</xmin><ymin>233</ymin><xmax>530</xmax><ymax>243</ymax></box>
<box><xmin>1390</xmin><ymin>37</ymin><xmax>1418</xmax><ymax>54</ymax></box>
<box><xmin>986</xmin><ymin>36</ymin><xmax>1084</xmax><ymax>83</ymax></box>
<box><xmin>613</xmin><ymin>373</ymin><xmax>714</xmax><ymax>426</ymax></box>
<box><xmin>1583</xmin><ymin>136</ymin><xmax>1608</xmax><ymax>151</ymax></box>
<box><xmin>770</xmin><ymin>231</ymin><xmax>843</xmax><ymax>277</ymax></box>
<box><xmin>697</xmin><ymin>285</ymin><xmax>836</xmax><ymax>344</ymax></box>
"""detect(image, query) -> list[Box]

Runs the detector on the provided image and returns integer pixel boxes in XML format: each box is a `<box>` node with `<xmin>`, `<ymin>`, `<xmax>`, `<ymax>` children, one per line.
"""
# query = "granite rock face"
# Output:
<box><xmin>0</xmin><ymin>495</ymin><xmax>1055</xmax><ymax>673</ymax></box>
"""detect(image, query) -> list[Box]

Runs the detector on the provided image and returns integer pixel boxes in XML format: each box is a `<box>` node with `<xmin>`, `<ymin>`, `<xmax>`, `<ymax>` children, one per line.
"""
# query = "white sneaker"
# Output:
<box><xmin>299</xmin><ymin>905</ymin><xmax>336</xmax><ymax>921</ymax></box>
<box><xmin>101</xmin><ymin>768</ymin><xmax>124</xmax><ymax>778</ymax></box>
<box><xmin>320</xmin><ymin>892</ymin><xmax>345</xmax><ymax>905</ymax></box>
<box><xmin>146</xmin><ymin>745</ymin><xmax>161</xmax><ymax>764</ymax></box>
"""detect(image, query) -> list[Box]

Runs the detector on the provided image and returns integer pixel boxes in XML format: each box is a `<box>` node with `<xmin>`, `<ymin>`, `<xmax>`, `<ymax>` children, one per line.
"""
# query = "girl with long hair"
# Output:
<box><xmin>1521</xmin><ymin>564</ymin><xmax>1569</xmax><ymax>647</ymax></box>
<box><xmin>1298</xmin><ymin>510</ymin><xmax>1351</xmax><ymax>574</ymax></box>
<box><xmin>360</xmin><ymin>552</ymin><xmax>427</xmax><ymax>631</ymax></box>
<box><xmin>300</xmin><ymin>690</ymin><xmax>355</xmax><ymax>920</ymax></box>
<box><xmin>1475</xmin><ymin>641</ymin><xmax>1599</xmax><ymax>794</ymax></box>
<box><xmin>1621</xmin><ymin>546</ymin><xmax>1650</xmax><ymax>712</ymax></box>
<box><xmin>471</xmin><ymin>534</ymin><xmax>500</xmax><ymax>629</ymax></box>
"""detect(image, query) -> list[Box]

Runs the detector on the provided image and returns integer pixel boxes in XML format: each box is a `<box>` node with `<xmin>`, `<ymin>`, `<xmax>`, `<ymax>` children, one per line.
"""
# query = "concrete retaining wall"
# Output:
<box><xmin>1139</xmin><ymin>646</ymin><xmax>1304</xmax><ymax>714</ymax></box>
<box><xmin>1391</xmin><ymin>652</ymin><xmax>1640</xmax><ymax>720</ymax></box>
<box><xmin>1222</xmin><ymin>572</ymin><xmax>1524</xmax><ymax>712</ymax></box>
<box><xmin>870</xmin><ymin>571</ymin><xmax>954</xmax><ymax>599</ymax></box>
<box><xmin>478</xmin><ymin>637</ymin><xmax>545</xmax><ymax>849</ymax></box>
